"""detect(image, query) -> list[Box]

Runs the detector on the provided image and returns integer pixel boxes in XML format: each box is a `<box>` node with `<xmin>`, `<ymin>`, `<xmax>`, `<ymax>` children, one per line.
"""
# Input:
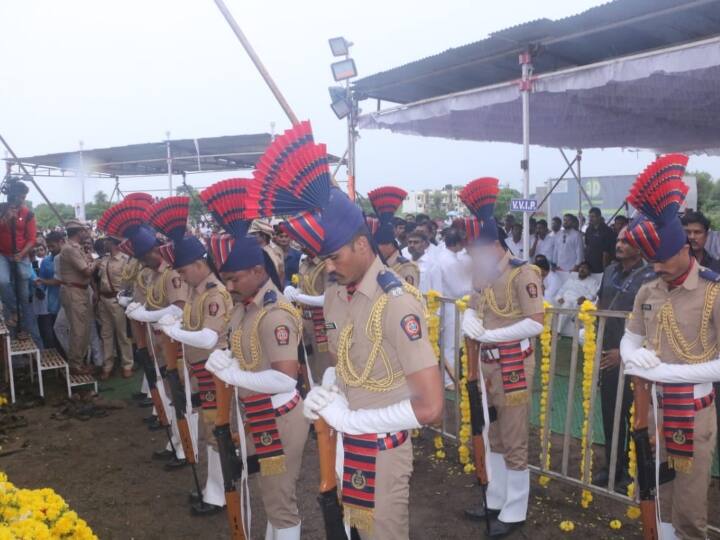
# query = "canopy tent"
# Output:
<box><xmin>352</xmin><ymin>0</ymin><xmax>720</xmax><ymax>256</ymax></box>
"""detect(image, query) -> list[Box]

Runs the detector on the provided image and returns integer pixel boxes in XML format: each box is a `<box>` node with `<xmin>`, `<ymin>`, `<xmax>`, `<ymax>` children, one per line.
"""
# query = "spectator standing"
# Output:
<box><xmin>682</xmin><ymin>210</ymin><xmax>720</xmax><ymax>271</ymax></box>
<box><xmin>611</xmin><ymin>215</ymin><xmax>628</xmax><ymax>235</ymax></box>
<box><xmin>36</xmin><ymin>232</ymin><xmax>63</xmax><ymax>351</ymax></box>
<box><xmin>552</xmin><ymin>213</ymin><xmax>584</xmax><ymax>282</ymax></box>
<box><xmin>249</xmin><ymin>219</ymin><xmax>285</xmax><ymax>284</ymax></box>
<box><xmin>531</xmin><ymin>219</ymin><xmax>555</xmax><ymax>262</ymax></box>
<box><xmin>505</xmin><ymin>223</ymin><xmax>524</xmax><ymax>258</ymax></box>
<box><xmin>594</xmin><ymin>227</ymin><xmax>656</xmax><ymax>488</ymax></box>
<box><xmin>273</xmin><ymin>227</ymin><xmax>301</xmax><ymax>287</ymax></box>
<box><xmin>534</xmin><ymin>255</ymin><xmax>562</xmax><ymax>302</ymax></box>
<box><xmin>407</xmin><ymin>230</ymin><xmax>442</xmax><ymax>294</ymax></box>
<box><xmin>503</xmin><ymin>213</ymin><xmax>516</xmax><ymax>236</ymax></box>
<box><xmin>0</xmin><ymin>181</ymin><xmax>41</xmax><ymax>344</ymax></box>
<box><xmin>584</xmin><ymin>207</ymin><xmax>616</xmax><ymax>273</ymax></box>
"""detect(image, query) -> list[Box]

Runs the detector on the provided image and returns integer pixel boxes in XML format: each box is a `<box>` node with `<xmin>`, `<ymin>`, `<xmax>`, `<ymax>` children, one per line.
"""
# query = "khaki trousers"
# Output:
<box><xmin>482</xmin><ymin>355</ymin><xmax>535</xmax><ymax>470</ymax></box>
<box><xmin>98</xmin><ymin>296</ymin><xmax>133</xmax><ymax>371</ymax></box>
<box><xmin>659</xmin><ymin>402</ymin><xmax>717</xmax><ymax>540</ymax></box>
<box><xmin>357</xmin><ymin>437</ymin><xmax>413</xmax><ymax>540</ymax></box>
<box><xmin>59</xmin><ymin>286</ymin><xmax>90</xmax><ymax>369</ymax></box>
<box><xmin>247</xmin><ymin>400</ymin><xmax>309</xmax><ymax>529</ymax></box>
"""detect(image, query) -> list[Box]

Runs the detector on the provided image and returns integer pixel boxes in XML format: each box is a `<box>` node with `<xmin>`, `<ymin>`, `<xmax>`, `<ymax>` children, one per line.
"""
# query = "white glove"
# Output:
<box><xmin>117</xmin><ymin>294</ymin><xmax>132</xmax><ymax>307</ymax></box>
<box><xmin>283</xmin><ymin>285</ymin><xmax>300</xmax><ymax>303</ymax></box>
<box><xmin>461</xmin><ymin>309</ymin><xmax>485</xmax><ymax>340</ymax></box>
<box><xmin>620</xmin><ymin>330</ymin><xmax>661</xmax><ymax>369</ymax></box>
<box><xmin>625</xmin><ymin>358</ymin><xmax>720</xmax><ymax>384</ymax></box>
<box><xmin>321</xmin><ymin>367</ymin><xmax>337</xmax><ymax>389</ymax></box>
<box><xmin>303</xmin><ymin>386</ymin><xmax>337</xmax><ymax>421</ymax></box>
<box><xmin>129</xmin><ymin>303</ymin><xmax>183</xmax><ymax>323</ymax></box>
<box><xmin>126</xmin><ymin>302</ymin><xmax>141</xmax><ymax>314</ymax></box>
<box><xmin>158</xmin><ymin>313</ymin><xmax>179</xmax><ymax>327</ymax></box>
<box><xmin>480</xmin><ymin>317</ymin><xmax>543</xmax><ymax>343</ymax></box>
<box><xmin>162</xmin><ymin>323</ymin><xmax>219</xmax><ymax>350</ymax></box>
<box><xmin>210</xmin><ymin>364</ymin><xmax>297</xmax><ymax>393</ymax></box>
<box><xmin>318</xmin><ymin>394</ymin><xmax>422</xmax><ymax>435</ymax></box>
<box><xmin>295</xmin><ymin>292</ymin><xmax>324</xmax><ymax>307</ymax></box>
<box><xmin>206</xmin><ymin>349</ymin><xmax>234</xmax><ymax>372</ymax></box>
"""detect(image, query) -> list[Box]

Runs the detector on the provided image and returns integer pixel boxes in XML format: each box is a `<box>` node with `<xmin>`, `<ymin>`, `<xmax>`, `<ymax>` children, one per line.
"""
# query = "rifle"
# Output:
<box><xmin>138</xmin><ymin>346</ymin><xmax>171</xmax><ymax>433</ymax></box>
<box><xmin>166</xmin><ymin>366</ymin><xmax>204</xmax><ymax>509</ymax></box>
<box><xmin>631</xmin><ymin>377</ymin><xmax>658</xmax><ymax>540</ymax></box>
<box><xmin>315</xmin><ymin>417</ymin><xmax>348</xmax><ymax>540</ymax></box>
<box><xmin>465</xmin><ymin>337</ymin><xmax>494</xmax><ymax>534</ymax></box>
<box><xmin>214</xmin><ymin>378</ymin><xmax>245</xmax><ymax>540</ymax></box>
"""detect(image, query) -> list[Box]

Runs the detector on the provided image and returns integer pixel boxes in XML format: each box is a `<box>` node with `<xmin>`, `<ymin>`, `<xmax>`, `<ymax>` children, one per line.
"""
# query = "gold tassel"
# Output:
<box><xmin>260</xmin><ymin>455</ymin><xmax>287</xmax><ymax>476</ymax></box>
<box><xmin>344</xmin><ymin>504</ymin><xmax>374</xmax><ymax>532</ymax></box>
<box><xmin>504</xmin><ymin>389</ymin><xmax>529</xmax><ymax>406</ymax></box>
<box><xmin>668</xmin><ymin>455</ymin><xmax>693</xmax><ymax>474</ymax></box>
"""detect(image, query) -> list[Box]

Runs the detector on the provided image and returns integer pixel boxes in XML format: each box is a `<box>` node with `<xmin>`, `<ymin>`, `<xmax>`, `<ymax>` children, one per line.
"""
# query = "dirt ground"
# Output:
<box><xmin>0</xmin><ymin>371</ymin><xmax>717</xmax><ymax>539</ymax></box>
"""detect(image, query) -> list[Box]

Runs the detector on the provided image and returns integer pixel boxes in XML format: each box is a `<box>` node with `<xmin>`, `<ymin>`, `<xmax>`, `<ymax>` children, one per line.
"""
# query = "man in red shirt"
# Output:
<box><xmin>0</xmin><ymin>180</ymin><xmax>40</xmax><ymax>344</ymax></box>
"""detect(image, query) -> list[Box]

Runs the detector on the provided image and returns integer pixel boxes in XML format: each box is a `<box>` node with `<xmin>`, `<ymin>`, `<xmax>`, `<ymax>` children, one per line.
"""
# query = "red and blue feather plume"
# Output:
<box><xmin>459</xmin><ymin>178</ymin><xmax>500</xmax><ymax>220</ymax></box>
<box><xmin>280</xmin><ymin>211</ymin><xmax>325</xmax><ymax>258</ymax></box>
<box><xmin>199</xmin><ymin>178</ymin><xmax>260</xmax><ymax>239</ymax></box>
<box><xmin>148</xmin><ymin>196</ymin><xmax>190</xmax><ymax>243</ymax></box>
<box><xmin>207</xmin><ymin>234</ymin><xmax>236</xmax><ymax>270</ymax></box>
<box><xmin>367</xmin><ymin>186</ymin><xmax>407</xmax><ymax>225</ymax></box>
<box><xmin>97</xmin><ymin>198</ymin><xmax>152</xmax><ymax>239</ymax></box>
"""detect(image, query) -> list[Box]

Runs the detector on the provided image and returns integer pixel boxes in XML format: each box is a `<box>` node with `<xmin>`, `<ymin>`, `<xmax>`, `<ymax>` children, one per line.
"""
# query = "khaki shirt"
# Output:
<box><xmin>470</xmin><ymin>250</ymin><xmax>544</xmax><ymax>330</ymax></box>
<box><xmin>386</xmin><ymin>251</ymin><xmax>420</xmax><ymax>288</ymax></box>
<box><xmin>324</xmin><ymin>256</ymin><xmax>437</xmax><ymax>410</ymax></box>
<box><xmin>132</xmin><ymin>265</ymin><xmax>154</xmax><ymax>305</ymax></box>
<box><xmin>98</xmin><ymin>252</ymin><xmax>129</xmax><ymax>295</ymax></box>
<box><xmin>264</xmin><ymin>244</ymin><xmax>285</xmax><ymax>282</ymax></box>
<box><xmin>57</xmin><ymin>240</ymin><xmax>91</xmax><ymax>287</ymax></box>
<box><xmin>627</xmin><ymin>262</ymin><xmax>720</xmax><ymax>365</ymax></box>
<box><xmin>145</xmin><ymin>261</ymin><xmax>188</xmax><ymax>310</ymax></box>
<box><xmin>299</xmin><ymin>256</ymin><xmax>329</xmax><ymax>296</ymax></box>
<box><xmin>183</xmin><ymin>272</ymin><xmax>232</xmax><ymax>364</ymax></box>
<box><xmin>228</xmin><ymin>279</ymin><xmax>301</xmax><ymax>399</ymax></box>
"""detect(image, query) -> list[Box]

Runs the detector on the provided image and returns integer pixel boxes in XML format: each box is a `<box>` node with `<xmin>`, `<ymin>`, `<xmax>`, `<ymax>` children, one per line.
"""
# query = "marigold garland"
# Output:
<box><xmin>424</xmin><ymin>290</ymin><xmax>445</xmax><ymax>458</ymax></box>
<box><xmin>626</xmin><ymin>382</ymin><xmax>641</xmax><ymax>519</ymax></box>
<box><xmin>455</xmin><ymin>296</ymin><xmax>475</xmax><ymax>474</ymax></box>
<box><xmin>538</xmin><ymin>300</ymin><xmax>553</xmax><ymax>487</ymax></box>
<box><xmin>577</xmin><ymin>300</ymin><xmax>597</xmax><ymax>508</ymax></box>
<box><xmin>0</xmin><ymin>472</ymin><xmax>97</xmax><ymax>539</ymax></box>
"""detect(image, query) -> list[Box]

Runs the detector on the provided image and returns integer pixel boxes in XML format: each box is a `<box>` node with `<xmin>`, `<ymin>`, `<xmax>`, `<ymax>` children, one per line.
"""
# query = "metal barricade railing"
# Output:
<box><xmin>427</xmin><ymin>298</ymin><xmax>720</xmax><ymax>533</ymax></box>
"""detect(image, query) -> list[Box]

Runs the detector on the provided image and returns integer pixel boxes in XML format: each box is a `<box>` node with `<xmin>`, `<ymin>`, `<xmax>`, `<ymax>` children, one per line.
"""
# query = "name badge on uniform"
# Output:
<box><xmin>641</xmin><ymin>304</ymin><xmax>652</xmax><ymax>311</ymax></box>
<box><xmin>325</xmin><ymin>322</ymin><xmax>337</xmax><ymax>330</ymax></box>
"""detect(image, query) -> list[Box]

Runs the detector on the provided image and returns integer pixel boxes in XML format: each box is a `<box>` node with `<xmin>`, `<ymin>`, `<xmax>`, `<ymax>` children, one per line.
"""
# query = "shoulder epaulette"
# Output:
<box><xmin>206</xmin><ymin>282</ymin><xmax>217</xmax><ymax>290</ymax></box>
<box><xmin>377</xmin><ymin>270</ymin><xmax>404</xmax><ymax>296</ymax></box>
<box><xmin>509</xmin><ymin>258</ymin><xmax>527</xmax><ymax>267</ymax></box>
<box><xmin>699</xmin><ymin>268</ymin><xmax>720</xmax><ymax>283</ymax></box>
<box><xmin>263</xmin><ymin>289</ymin><xmax>278</xmax><ymax>306</ymax></box>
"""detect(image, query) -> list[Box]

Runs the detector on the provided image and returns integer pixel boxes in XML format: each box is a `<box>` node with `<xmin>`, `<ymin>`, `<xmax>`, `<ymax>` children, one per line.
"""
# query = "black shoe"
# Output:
<box><xmin>592</xmin><ymin>468</ymin><xmax>610</xmax><ymax>487</ymax></box>
<box><xmin>132</xmin><ymin>391</ymin><xmax>146</xmax><ymax>400</ymax></box>
<box><xmin>152</xmin><ymin>449</ymin><xmax>174</xmax><ymax>461</ymax></box>
<box><xmin>164</xmin><ymin>457</ymin><xmax>188</xmax><ymax>471</ymax></box>
<box><xmin>464</xmin><ymin>506</ymin><xmax>500</xmax><ymax>521</ymax></box>
<box><xmin>190</xmin><ymin>501</ymin><xmax>223</xmax><ymax>516</ymax></box>
<box><xmin>487</xmin><ymin>517</ymin><xmax>524</xmax><ymax>538</ymax></box>
<box><xmin>138</xmin><ymin>397</ymin><xmax>154</xmax><ymax>408</ymax></box>
<box><xmin>188</xmin><ymin>490</ymin><xmax>201</xmax><ymax>504</ymax></box>
<box><xmin>142</xmin><ymin>414</ymin><xmax>158</xmax><ymax>424</ymax></box>
<box><xmin>147</xmin><ymin>418</ymin><xmax>164</xmax><ymax>431</ymax></box>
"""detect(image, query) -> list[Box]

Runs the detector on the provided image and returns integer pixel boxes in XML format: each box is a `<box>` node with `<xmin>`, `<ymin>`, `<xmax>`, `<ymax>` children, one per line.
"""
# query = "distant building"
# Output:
<box><xmin>402</xmin><ymin>185</ymin><xmax>467</xmax><ymax>216</ymax></box>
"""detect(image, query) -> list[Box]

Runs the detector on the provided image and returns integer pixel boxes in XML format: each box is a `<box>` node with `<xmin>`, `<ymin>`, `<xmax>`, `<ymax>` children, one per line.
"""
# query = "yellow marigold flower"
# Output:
<box><xmin>626</xmin><ymin>506</ymin><xmax>642</xmax><ymax>520</ymax></box>
<box><xmin>609</xmin><ymin>519</ymin><xmax>622</xmax><ymax>530</ymax></box>
<box><xmin>559</xmin><ymin>521</ymin><xmax>575</xmax><ymax>532</ymax></box>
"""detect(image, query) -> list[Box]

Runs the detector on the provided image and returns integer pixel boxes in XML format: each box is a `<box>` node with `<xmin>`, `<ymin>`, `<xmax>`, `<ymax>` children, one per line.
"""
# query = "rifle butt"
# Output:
<box><xmin>472</xmin><ymin>434</ymin><xmax>489</xmax><ymax>486</ymax></box>
<box><xmin>149</xmin><ymin>388</ymin><xmax>169</xmax><ymax>426</ymax></box>
<box><xmin>224</xmin><ymin>490</ymin><xmax>246</xmax><ymax>540</ymax></box>
<box><xmin>317</xmin><ymin>487</ymin><xmax>348</xmax><ymax>540</ymax></box>
<box><xmin>177</xmin><ymin>417</ymin><xmax>196</xmax><ymax>465</ymax></box>
<box><xmin>315</xmin><ymin>418</ymin><xmax>338</xmax><ymax>493</ymax></box>
<box><xmin>639</xmin><ymin>500</ymin><xmax>658</xmax><ymax>540</ymax></box>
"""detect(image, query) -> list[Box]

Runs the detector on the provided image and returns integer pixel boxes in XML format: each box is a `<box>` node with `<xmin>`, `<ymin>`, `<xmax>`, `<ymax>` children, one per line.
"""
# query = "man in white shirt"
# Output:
<box><xmin>552</xmin><ymin>213</ymin><xmax>584</xmax><ymax>285</ymax></box>
<box><xmin>407</xmin><ymin>230</ymin><xmax>442</xmax><ymax>294</ymax></box>
<box><xmin>555</xmin><ymin>261</ymin><xmax>599</xmax><ymax>334</ymax></box>
<box><xmin>436</xmin><ymin>228</ymin><xmax>473</xmax><ymax>388</ymax></box>
<box><xmin>534</xmin><ymin>255</ymin><xmax>562</xmax><ymax>302</ymax></box>
<box><xmin>531</xmin><ymin>219</ymin><xmax>555</xmax><ymax>263</ymax></box>
<box><xmin>505</xmin><ymin>223</ymin><xmax>524</xmax><ymax>259</ymax></box>
<box><xmin>402</xmin><ymin>221</ymin><xmax>440</xmax><ymax>263</ymax></box>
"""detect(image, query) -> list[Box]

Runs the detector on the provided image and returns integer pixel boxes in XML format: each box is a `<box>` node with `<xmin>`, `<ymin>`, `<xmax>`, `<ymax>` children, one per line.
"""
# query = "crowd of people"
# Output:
<box><xmin>0</xmin><ymin>136</ymin><xmax>718</xmax><ymax>540</ymax></box>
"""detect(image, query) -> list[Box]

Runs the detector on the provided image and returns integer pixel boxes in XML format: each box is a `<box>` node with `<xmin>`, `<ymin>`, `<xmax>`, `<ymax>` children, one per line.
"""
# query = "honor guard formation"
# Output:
<box><xmin>4</xmin><ymin>121</ymin><xmax>720</xmax><ymax>540</ymax></box>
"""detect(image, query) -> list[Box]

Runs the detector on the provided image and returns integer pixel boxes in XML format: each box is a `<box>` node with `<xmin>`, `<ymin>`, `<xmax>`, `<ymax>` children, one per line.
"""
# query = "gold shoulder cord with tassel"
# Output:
<box><xmin>230</xmin><ymin>301</ymin><xmax>301</xmax><ymax>371</ymax></box>
<box><xmin>121</xmin><ymin>258</ymin><xmax>139</xmax><ymax>284</ymax></box>
<box><xmin>146</xmin><ymin>267</ymin><xmax>170</xmax><ymax>309</ymax></box>
<box><xmin>481</xmin><ymin>266</ymin><xmax>524</xmax><ymax>319</ymax></box>
<box><xmin>337</xmin><ymin>282</ymin><xmax>425</xmax><ymax>393</ymax></box>
<box><xmin>183</xmin><ymin>287</ymin><xmax>234</xmax><ymax>331</ymax></box>
<box><xmin>652</xmin><ymin>282</ymin><xmax>719</xmax><ymax>364</ymax></box>
<box><xmin>302</xmin><ymin>259</ymin><xmax>327</xmax><ymax>297</ymax></box>
<box><xmin>134</xmin><ymin>266</ymin><xmax>152</xmax><ymax>296</ymax></box>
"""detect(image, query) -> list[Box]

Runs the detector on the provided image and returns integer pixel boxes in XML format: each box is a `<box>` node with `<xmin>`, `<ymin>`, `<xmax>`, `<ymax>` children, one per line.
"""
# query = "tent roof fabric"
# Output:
<box><xmin>353</xmin><ymin>0</ymin><xmax>720</xmax><ymax>104</ymax></box>
<box><xmin>12</xmin><ymin>133</ymin><xmax>273</xmax><ymax>177</ymax></box>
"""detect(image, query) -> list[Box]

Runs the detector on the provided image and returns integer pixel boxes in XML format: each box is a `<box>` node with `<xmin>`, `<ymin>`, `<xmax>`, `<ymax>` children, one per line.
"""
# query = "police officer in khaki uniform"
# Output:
<box><xmin>459</xmin><ymin>178</ymin><xmax>544</xmax><ymax>537</ymax></box>
<box><xmin>96</xmin><ymin>237</ymin><xmax>133</xmax><ymax>379</ymax></box>
<box><xmin>204</xmin><ymin>221</ymin><xmax>308</xmax><ymax>540</ymax></box>
<box><xmin>56</xmin><ymin>218</ymin><xmax>96</xmax><ymax>375</ymax></box>
<box><xmin>621</xmin><ymin>154</ymin><xmax>719</xmax><ymax>540</ymax></box>
<box><xmin>301</xmin><ymin>188</ymin><xmax>444</xmax><ymax>540</ymax></box>
<box><xmin>250</xmin><ymin>219</ymin><xmax>286</xmax><ymax>285</ymax></box>
<box><xmin>367</xmin><ymin>186</ymin><xmax>420</xmax><ymax>287</ymax></box>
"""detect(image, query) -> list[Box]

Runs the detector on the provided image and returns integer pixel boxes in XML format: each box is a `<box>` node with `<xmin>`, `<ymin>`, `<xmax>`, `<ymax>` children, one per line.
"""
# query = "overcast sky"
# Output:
<box><xmin>3</xmin><ymin>0</ymin><xmax>719</xmax><ymax>208</ymax></box>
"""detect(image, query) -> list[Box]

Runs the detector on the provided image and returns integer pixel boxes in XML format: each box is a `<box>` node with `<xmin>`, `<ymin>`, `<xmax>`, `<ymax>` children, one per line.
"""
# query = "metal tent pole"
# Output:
<box><xmin>577</xmin><ymin>149</ymin><xmax>583</xmax><ymax>218</ymax></box>
<box><xmin>166</xmin><ymin>132</ymin><xmax>173</xmax><ymax>197</ymax></box>
<box><xmin>78</xmin><ymin>141</ymin><xmax>87</xmax><ymax>221</ymax></box>
<box><xmin>520</xmin><ymin>51</ymin><xmax>533</xmax><ymax>260</ymax></box>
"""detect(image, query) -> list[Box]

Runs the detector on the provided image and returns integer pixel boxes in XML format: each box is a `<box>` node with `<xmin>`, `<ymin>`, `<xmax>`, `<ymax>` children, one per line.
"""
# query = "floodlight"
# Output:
<box><xmin>331</xmin><ymin>58</ymin><xmax>357</xmax><ymax>81</ymax></box>
<box><xmin>330</xmin><ymin>99</ymin><xmax>351</xmax><ymax>120</ymax></box>
<box><xmin>329</xmin><ymin>37</ymin><xmax>351</xmax><ymax>57</ymax></box>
